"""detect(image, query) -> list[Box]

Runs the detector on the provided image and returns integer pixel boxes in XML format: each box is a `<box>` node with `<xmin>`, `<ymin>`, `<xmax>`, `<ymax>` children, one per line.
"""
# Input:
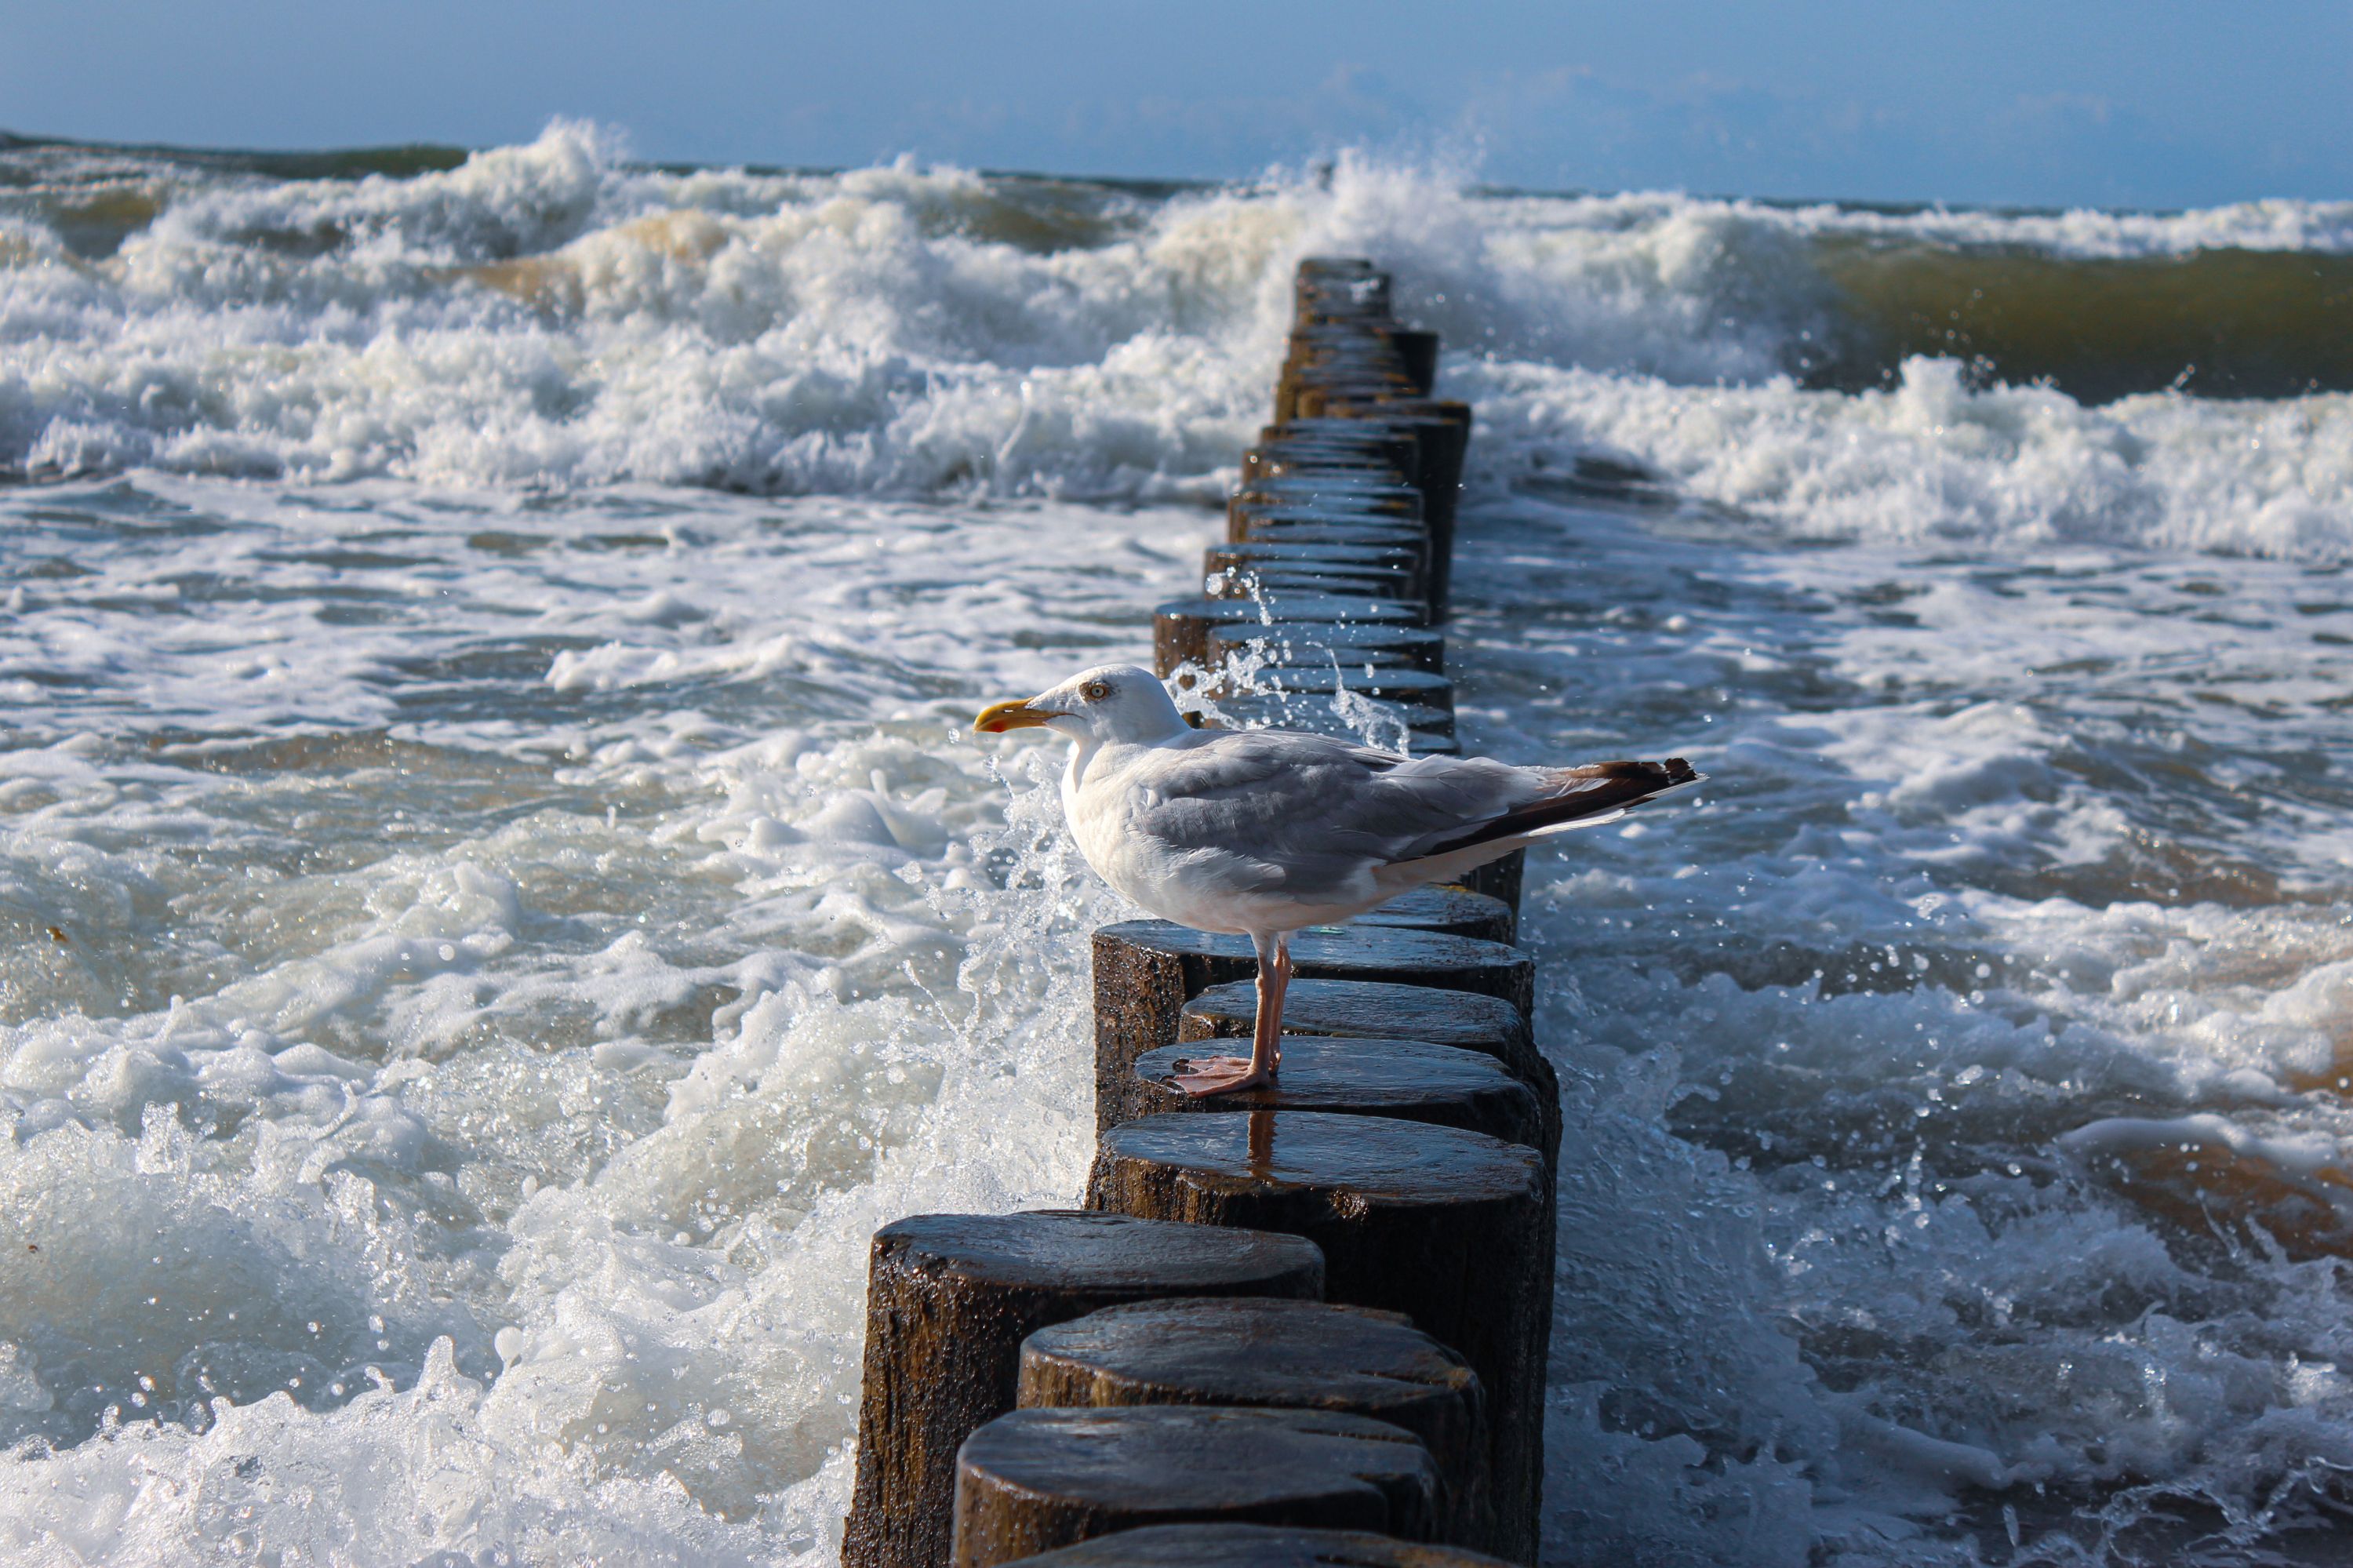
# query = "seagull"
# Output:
<box><xmin>974</xmin><ymin>664</ymin><xmax>1700</xmax><ymax>1097</ymax></box>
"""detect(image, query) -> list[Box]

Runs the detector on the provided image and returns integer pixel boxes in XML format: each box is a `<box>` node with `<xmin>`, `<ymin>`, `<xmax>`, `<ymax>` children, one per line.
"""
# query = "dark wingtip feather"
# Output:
<box><xmin>1557</xmin><ymin>756</ymin><xmax>1703</xmax><ymax>793</ymax></box>
<box><xmin>1420</xmin><ymin>755</ymin><xmax>1706</xmax><ymax>860</ymax></box>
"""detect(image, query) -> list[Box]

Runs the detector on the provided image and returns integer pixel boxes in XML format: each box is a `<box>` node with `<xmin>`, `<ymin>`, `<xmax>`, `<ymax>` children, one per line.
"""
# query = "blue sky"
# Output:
<box><xmin>7</xmin><ymin>0</ymin><xmax>2347</xmax><ymax>209</ymax></box>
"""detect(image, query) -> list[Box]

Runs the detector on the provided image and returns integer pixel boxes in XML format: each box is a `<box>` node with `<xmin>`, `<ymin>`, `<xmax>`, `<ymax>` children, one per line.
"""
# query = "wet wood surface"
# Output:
<box><xmin>1231</xmin><ymin>510</ymin><xmax>1429</xmax><ymax>549</ymax></box>
<box><xmin>1091</xmin><ymin>921</ymin><xmax>1535</xmax><ymax>1133</ymax></box>
<box><xmin>1016</xmin><ymin>1297</ymin><xmax>1489</xmax><ymax>1549</ymax></box>
<box><xmin>1234</xmin><ymin>481</ymin><xmax>1427</xmax><ymax>518</ymax></box>
<box><xmin>1205</xmin><ymin>618</ymin><xmax>1446</xmax><ymax>672</ymax></box>
<box><xmin>1206</xmin><ymin>543</ymin><xmax>1430</xmax><ymax>599</ymax></box>
<box><xmin>1086</xmin><ymin>1112</ymin><xmax>1552</xmax><ymax>1563</ymax></box>
<box><xmin>1176</xmin><ymin>978</ymin><xmax>1557</xmax><ymax>1159</ymax></box>
<box><xmin>1207</xmin><ymin>565</ymin><xmax>1424</xmax><ymax>604</ymax></box>
<box><xmin>1343</xmin><ymin>886</ymin><xmax>1513</xmax><ymax>944</ymax></box>
<box><xmin>1212</xmin><ymin>663</ymin><xmax>1457</xmax><ymax>712</ymax></box>
<box><xmin>1450</xmin><ymin>849</ymin><xmax>1523</xmax><ymax>914</ymax></box>
<box><xmin>951</xmin><ymin>1406</ymin><xmax>1443</xmax><ymax>1568</ymax></box>
<box><xmin>1246</xmin><ymin>435</ymin><xmax>1423</xmax><ymax>485</ymax></box>
<box><xmin>1178</xmin><ymin>977</ymin><xmax>1526</xmax><ymax>1061</ymax></box>
<box><xmin>843</xmin><ymin>1210</ymin><xmax>1326</xmax><ymax>1568</ymax></box>
<box><xmin>1118</xmin><ymin>1035</ymin><xmax>1547</xmax><ymax>1161</ymax></box>
<box><xmin>1155</xmin><ymin>594</ymin><xmax>1427</xmax><ymax>674</ymax></box>
<box><xmin>1202</xmin><ymin>693</ymin><xmax>1454</xmax><ymax>749</ymax></box>
<box><xmin>1224</xmin><ymin>523</ymin><xmax>1435</xmax><ymax>559</ymax></box>
<box><xmin>987</xmin><ymin>1523</ymin><xmax>1515</xmax><ymax>1568</ymax></box>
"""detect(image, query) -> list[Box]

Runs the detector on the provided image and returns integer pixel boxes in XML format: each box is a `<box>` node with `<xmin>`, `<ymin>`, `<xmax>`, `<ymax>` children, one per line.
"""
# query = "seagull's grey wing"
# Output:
<box><xmin>1121</xmin><ymin>729</ymin><xmax>1546</xmax><ymax>897</ymax></box>
<box><xmin>1122</xmin><ymin>730</ymin><xmax>1697</xmax><ymax>897</ymax></box>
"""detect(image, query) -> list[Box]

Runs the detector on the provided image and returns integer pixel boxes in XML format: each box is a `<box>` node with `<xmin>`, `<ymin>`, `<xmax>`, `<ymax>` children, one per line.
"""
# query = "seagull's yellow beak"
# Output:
<box><xmin>973</xmin><ymin>698</ymin><xmax>1053</xmax><ymax>733</ymax></box>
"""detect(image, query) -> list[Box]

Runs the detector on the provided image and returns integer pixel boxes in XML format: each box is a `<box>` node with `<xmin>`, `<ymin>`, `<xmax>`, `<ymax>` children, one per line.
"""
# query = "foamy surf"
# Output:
<box><xmin>5</xmin><ymin>124</ymin><xmax>2353</xmax><ymax>558</ymax></box>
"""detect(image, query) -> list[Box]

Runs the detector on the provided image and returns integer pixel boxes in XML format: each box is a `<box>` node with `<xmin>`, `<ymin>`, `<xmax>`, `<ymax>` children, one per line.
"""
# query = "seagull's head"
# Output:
<box><xmin>973</xmin><ymin>664</ymin><xmax>1187</xmax><ymax>747</ymax></box>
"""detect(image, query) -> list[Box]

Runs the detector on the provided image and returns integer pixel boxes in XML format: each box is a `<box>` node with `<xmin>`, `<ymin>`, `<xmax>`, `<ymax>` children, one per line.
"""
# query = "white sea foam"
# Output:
<box><xmin>1467</xmin><ymin>356</ymin><xmax>2353</xmax><ymax>562</ymax></box>
<box><xmin>7</xmin><ymin>126</ymin><xmax>2353</xmax><ymax>559</ymax></box>
<box><xmin>0</xmin><ymin>482</ymin><xmax>1199</xmax><ymax>1562</ymax></box>
<box><xmin>1446</xmin><ymin>498</ymin><xmax>2353</xmax><ymax>1564</ymax></box>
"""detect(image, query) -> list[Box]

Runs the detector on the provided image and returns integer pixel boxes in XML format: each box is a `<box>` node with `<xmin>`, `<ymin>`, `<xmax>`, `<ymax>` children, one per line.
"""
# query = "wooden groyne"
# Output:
<box><xmin>846</xmin><ymin>259</ymin><xmax>1547</xmax><ymax>1568</ymax></box>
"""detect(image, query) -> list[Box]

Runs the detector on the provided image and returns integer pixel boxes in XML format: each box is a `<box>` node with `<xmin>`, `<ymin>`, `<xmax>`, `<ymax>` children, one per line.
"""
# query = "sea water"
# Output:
<box><xmin>3</xmin><ymin>123</ymin><xmax>2352</xmax><ymax>1565</ymax></box>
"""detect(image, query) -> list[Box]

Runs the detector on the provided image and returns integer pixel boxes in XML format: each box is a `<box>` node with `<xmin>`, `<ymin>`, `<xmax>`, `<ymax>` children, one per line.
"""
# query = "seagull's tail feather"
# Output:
<box><xmin>1378</xmin><ymin>758</ymin><xmax>1703</xmax><ymax>891</ymax></box>
<box><xmin>1444</xmin><ymin>757</ymin><xmax>1701</xmax><ymax>856</ymax></box>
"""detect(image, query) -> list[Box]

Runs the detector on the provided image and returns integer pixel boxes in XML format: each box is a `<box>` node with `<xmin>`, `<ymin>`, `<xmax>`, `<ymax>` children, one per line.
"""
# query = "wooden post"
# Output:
<box><xmin>1204</xmin><ymin>542</ymin><xmax>1429</xmax><ymax>600</ymax></box>
<box><xmin>1154</xmin><ymin>595</ymin><xmax>1427</xmax><ymax>676</ymax></box>
<box><xmin>1203</xmin><ymin>694</ymin><xmax>1455</xmax><ymax>751</ymax></box>
<box><xmin>858</xmin><ymin>257</ymin><xmax>1565</xmax><ymax>1568</ymax></box>
<box><xmin>951</xmin><ymin>1406</ymin><xmax>1442</xmax><ymax>1568</ymax></box>
<box><xmin>1118</xmin><ymin>1035</ymin><xmax>1545</xmax><ymax>1159</ymax></box>
<box><xmin>1390</xmin><ymin>329</ymin><xmax>1440</xmax><ymax>395</ymax></box>
<box><xmin>1345</xmin><ymin>886</ymin><xmax>1514</xmax><ymax>944</ymax></box>
<box><xmin>1205</xmin><ymin>664</ymin><xmax>1457</xmax><ymax>715</ymax></box>
<box><xmin>978</xmin><ymin>1523</ymin><xmax>1515</xmax><ymax>1568</ymax></box>
<box><xmin>1091</xmin><ymin>922</ymin><xmax>1534</xmax><ymax>1133</ymax></box>
<box><xmin>1086</xmin><ymin>1113</ymin><xmax>1552</xmax><ymax>1563</ymax></box>
<box><xmin>1179</xmin><ymin>977</ymin><xmax>1524</xmax><ymax>1066</ymax></box>
<box><xmin>1176</xmin><ymin>977</ymin><xmax>1558</xmax><ymax>1162</ymax></box>
<box><xmin>1016</xmin><ymin>1298</ymin><xmax>1489</xmax><ymax>1549</ymax></box>
<box><xmin>1208</xmin><ymin>563</ymin><xmax>1424</xmax><ymax>605</ymax></box>
<box><xmin>1230</xmin><ymin>501</ymin><xmax>1424</xmax><ymax>548</ymax></box>
<box><xmin>1453</xmin><ymin>849</ymin><xmax>1523</xmax><ymax>915</ymax></box>
<box><xmin>1235</xmin><ymin>479</ymin><xmax>1427</xmax><ymax>522</ymax></box>
<box><xmin>1275</xmin><ymin>407</ymin><xmax>1470</xmax><ymax>607</ymax></box>
<box><xmin>1246</xmin><ymin>432</ymin><xmax>1422</xmax><ymax>487</ymax></box>
<box><xmin>843</xmin><ymin>1211</ymin><xmax>1325</xmax><ymax>1568</ymax></box>
<box><xmin>1202</xmin><ymin>620</ymin><xmax>1446</xmax><ymax>674</ymax></box>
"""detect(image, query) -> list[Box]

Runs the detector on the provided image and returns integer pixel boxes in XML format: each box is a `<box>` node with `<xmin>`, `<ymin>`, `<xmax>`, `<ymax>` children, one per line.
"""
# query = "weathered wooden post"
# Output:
<box><xmin>987</xmin><ymin>1523</ymin><xmax>1515</xmax><ymax>1568</ymax></box>
<box><xmin>843</xmin><ymin>1211</ymin><xmax>1326</xmax><ymax>1568</ymax></box>
<box><xmin>1177</xmin><ymin>978</ymin><xmax>1526</xmax><ymax>1067</ymax></box>
<box><xmin>856</xmin><ymin>255</ymin><xmax>1573</xmax><ymax>1568</ymax></box>
<box><xmin>1202</xmin><ymin>619</ymin><xmax>1446</xmax><ymax>674</ymax></box>
<box><xmin>1457</xmin><ymin>849</ymin><xmax>1524</xmax><ymax>915</ymax></box>
<box><xmin>1205</xmin><ymin>541</ymin><xmax>1430</xmax><ymax>601</ymax></box>
<box><xmin>1116</xmin><ymin>1036</ymin><xmax>1544</xmax><ymax>1156</ymax></box>
<box><xmin>1342</xmin><ymin>886</ymin><xmax>1513</xmax><ymax>943</ymax></box>
<box><xmin>1155</xmin><ymin>593</ymin><xmax>1427</xmax><ymax>676</ymax></box>
<box><xmin>1204</xmin><ymin>693</ymin><xmax>1457</xmax><ymax>752</ymax></box>
<box><xmin>1389</xmin><ymin>329</ymin><xmax>1440</xmax><ymax>396</ymax></box>
<box><xmin>1176</xmin><ymin>980</ymin><xmax>1558</xmax><ymax>1164</ymax></box>
<box><xmin>1204</xmin><ymin>663</ymin><xmax>1458</xmax><ymax>715</ymax></box>
<box><xmin>951</xmin><ymin>1406</ymin><xmax>1442</xmax><ymax>1567</ymax></box>
<box><xmin>1091</xmin><ymin>922</ymin><xmax>1532</xmax><ymax>1133</ymax></box>
<box><xmin>1016</xmin><ymin>1298</ymin><xmax>1489</xmax><ymax>1548</ymax></box>
<box><xmin>1086</xmin><ymin>1113</ymin><xmax>1553</xmax><ymax>1563</ymax></box>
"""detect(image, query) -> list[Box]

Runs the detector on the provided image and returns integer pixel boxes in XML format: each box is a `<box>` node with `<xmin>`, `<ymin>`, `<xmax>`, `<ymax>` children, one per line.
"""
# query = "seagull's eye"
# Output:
<box><xmin>1081</xmin><ymin>680</ymin><xmax>1111</xmax><ymax>701</ymax></box>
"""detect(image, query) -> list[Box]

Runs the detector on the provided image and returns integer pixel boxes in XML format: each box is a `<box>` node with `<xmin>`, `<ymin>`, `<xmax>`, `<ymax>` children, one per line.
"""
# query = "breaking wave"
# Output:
<box><xmin>4</xmin><ymin>123</ymin><xmax>2353</xmax><ymax>558</ymax></box>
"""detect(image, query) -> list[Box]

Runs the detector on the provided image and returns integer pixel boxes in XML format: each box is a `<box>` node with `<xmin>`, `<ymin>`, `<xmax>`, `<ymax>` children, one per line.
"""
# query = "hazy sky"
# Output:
<box><xmin>7</xmin><ymin>0</ymin><xmax>2348</xmax><ymax>209</ymax></box>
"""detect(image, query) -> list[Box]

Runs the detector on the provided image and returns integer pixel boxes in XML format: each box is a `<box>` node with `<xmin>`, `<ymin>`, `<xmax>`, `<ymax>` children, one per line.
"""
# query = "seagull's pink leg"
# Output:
<box><xmin>1173</xmin><ymin>931</ymin><xmax>1286</xmax><ymax>1097</ymax></box>
<box><xmin>1266</xmin><ymin>934</ymin><xmax>1291</xmax><ymax>1071</ymax></box>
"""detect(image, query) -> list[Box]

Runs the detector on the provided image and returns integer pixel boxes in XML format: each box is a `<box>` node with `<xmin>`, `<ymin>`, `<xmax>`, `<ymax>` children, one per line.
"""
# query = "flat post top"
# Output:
<box><xmin>1021</xmin><ymin>1297</ymin><xmax>1475</xmax><ymax>1409</ymax></box>
<box><xmin>1098</xmin><ymin>1111</ymin><xmax>1545</xmax><ymax>1207</ymax></box>
<box><xmin>987</xmin><ymin>1523</ymin><xmax>1516</xmax><ymax>1568</ymax></box>
<box><xmin>875</xmin><ymin>1210</ymin><xmax>1322</xmax><ymax>1293</ymax></box>
<box><xmin>1180</xmin><ymin>979</ymin><xmax>1526</xmax><ymax>1053</ymax></box>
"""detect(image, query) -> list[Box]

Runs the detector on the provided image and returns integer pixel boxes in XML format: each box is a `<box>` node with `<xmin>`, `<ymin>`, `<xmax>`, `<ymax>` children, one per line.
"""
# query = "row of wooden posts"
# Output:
<box><xmin>842</xmin><ymin>260</ymin><xmax>1556</xmax><ymax>1568</ymax></box>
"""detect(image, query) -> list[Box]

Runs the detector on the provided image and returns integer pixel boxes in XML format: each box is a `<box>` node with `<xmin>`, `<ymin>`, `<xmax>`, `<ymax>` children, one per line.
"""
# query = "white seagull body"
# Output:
<box><xmin>976</xmin><ymin>664</ymin><xmax>1699</xmax><ymax>1094</ymax></box>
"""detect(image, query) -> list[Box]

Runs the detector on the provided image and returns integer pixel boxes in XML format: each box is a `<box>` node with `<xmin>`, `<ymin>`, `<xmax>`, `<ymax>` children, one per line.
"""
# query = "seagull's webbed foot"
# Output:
<box><xmin>1169</xmin><ymin>1055</ymin><xmax>1277</xmax><ymax>1097</ymax></box>
<box><xmin>1167</xmin><ymin>932</ymin><xmax>1289</xmax><ymax>1097</ymax></box>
